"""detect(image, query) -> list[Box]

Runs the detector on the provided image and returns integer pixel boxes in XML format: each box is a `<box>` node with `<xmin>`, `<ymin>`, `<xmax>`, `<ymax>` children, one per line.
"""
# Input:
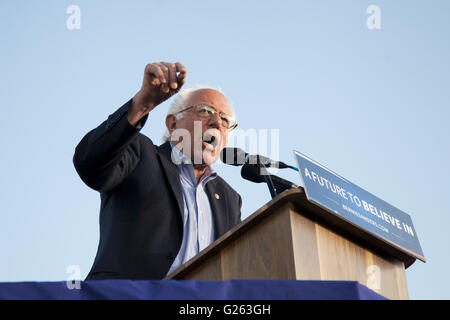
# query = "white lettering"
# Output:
<box><xmin>66</xmin><ymin>5</ymin><xmax>81</xmax><ymax>30</ymax></box>
<box><xmin>366</xmin><ymin>265</ymin><xmax>381</xmax><ymax>291</ymax></box>
<box><xmin>66</xmin><ymin>265</ymin><xmax>81</xmax><ymax>290</ymax></box>
<box><xmin>304</xmin><ymin>168</ymin><xmax>312</xmax><ymax>179</ymax></box>
<box><xmin>366</xmin><ymin>5</ymin><xmax>381</xmax><ymax>30</ymax></box>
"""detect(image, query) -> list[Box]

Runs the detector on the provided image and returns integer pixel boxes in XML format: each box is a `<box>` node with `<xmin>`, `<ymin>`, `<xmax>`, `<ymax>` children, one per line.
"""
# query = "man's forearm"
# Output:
<box><xmin>127</xmin><ymin>91</ymin><xmax>156</xmax><ymax>127</ymax></box>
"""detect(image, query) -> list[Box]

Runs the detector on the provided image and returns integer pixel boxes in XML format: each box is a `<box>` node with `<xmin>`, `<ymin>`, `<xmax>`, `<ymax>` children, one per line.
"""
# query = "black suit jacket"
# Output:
<box><xmin>73</xmin><ymin>99</ymin><xmax>242</xmax><ymax>280</ymax></box>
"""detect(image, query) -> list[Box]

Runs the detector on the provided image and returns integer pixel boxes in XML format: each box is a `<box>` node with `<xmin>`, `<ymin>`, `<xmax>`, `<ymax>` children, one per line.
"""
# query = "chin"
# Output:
<box><xmin>202</xmin><ymin>150</ymin><xmax>219</xmax><ymax>166</ymax></box>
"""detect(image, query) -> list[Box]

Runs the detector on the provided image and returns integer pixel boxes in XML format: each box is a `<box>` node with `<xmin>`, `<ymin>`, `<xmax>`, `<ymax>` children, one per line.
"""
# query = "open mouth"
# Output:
<box><xmin>202</xmin><ymin>134</ymin><xmax>218</xmax><ymax>152</ymax></box>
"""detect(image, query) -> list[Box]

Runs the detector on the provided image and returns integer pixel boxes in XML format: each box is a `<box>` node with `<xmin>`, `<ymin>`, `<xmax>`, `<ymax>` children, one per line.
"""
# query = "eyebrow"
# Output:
<box><xmin>202</xmin><ymin>105</ymin><xmax>234</xmax><ymax>118</ymax></box>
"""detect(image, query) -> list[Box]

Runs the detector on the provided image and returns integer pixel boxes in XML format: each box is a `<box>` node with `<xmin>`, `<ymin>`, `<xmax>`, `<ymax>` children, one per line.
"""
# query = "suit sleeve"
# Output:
<box><xmin>73</xmin><ymin>99</ymin><xmax>149</xmax><ymax>193</ymax></box>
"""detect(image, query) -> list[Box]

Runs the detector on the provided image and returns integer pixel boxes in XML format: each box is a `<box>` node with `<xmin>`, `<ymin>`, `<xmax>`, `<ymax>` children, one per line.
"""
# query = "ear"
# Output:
<box><xmin>165</xmin><ymin>114</ymin><xmax>177</xmax><ymax>137</ymax></box>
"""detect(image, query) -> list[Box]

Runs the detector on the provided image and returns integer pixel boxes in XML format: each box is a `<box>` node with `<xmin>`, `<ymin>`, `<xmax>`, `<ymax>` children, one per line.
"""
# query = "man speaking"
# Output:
<box><xmin>73</xmin><ymin>62</ymin><xmax>242</xmax><ymax>280</ymax></box>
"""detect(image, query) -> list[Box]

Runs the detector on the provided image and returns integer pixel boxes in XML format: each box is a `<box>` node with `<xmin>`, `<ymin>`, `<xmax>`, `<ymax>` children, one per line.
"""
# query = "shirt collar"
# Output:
<box><xmin>169</xmin><ymin>142</ymin><xmax>192</xmax><ymax>165</ymax></box>
<box><xmin>169</xmin><ymin>142</ymin><xmax>217</xmax><ymax>183</ymax></box>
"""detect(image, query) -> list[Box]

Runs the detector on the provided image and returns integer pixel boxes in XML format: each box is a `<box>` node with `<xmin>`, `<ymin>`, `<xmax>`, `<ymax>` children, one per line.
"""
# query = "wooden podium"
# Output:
<box><xmin>165</xmin><ymin>188</ymin><xmax>415</xmax><ymax>300</ymax></box>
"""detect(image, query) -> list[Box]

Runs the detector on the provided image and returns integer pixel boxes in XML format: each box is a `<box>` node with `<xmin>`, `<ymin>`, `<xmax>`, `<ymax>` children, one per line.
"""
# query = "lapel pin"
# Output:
<box><xmin>214</xmin><ymin>193</ymin><xmax>220</xmax><ymax>199</ymax></box>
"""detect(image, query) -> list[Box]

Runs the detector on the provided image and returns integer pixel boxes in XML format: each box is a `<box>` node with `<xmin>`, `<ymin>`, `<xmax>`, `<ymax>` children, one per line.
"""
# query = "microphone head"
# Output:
<box><xmin>241</xmin><ymin>164</ymin><xmax>266</xmax><ymax>183</ymax></box>
<box><xmin>220</xmin><ymin>147</ymin><xmax>247</xmax><ymax>166</ymax></box>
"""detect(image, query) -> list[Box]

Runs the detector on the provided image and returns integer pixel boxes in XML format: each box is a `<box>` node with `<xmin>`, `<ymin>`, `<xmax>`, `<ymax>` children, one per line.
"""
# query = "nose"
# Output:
<box><xmin>207</xmin><ymin>113</ymin><xmax>221</xmax><ymax>129</ymax></box>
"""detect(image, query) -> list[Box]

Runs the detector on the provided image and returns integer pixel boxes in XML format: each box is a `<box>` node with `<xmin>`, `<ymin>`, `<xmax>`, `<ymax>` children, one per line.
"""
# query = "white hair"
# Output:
<box><xmin>161</xmin><ymin>85</ymin><xmax>236</xmax><ymax>142</ymax></box>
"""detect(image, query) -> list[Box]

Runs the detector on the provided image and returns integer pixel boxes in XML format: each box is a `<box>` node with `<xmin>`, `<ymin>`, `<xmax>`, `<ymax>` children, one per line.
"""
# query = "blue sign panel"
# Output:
<box><xmin>293</xmin><ymin>150</ymin><xmax>425</xmax><ymax>262</ymax></box>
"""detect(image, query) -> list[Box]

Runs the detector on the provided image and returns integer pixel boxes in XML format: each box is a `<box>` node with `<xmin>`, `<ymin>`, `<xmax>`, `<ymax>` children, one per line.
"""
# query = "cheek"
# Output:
<box><xmin>219</xmin><ymin>131</ymin><xmax>228</xmax><ymax>147</ymax></box>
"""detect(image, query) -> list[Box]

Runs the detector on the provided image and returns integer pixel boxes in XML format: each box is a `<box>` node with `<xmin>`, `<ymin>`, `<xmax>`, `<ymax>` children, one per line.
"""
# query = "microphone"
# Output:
<box><xmin>220</xmin><ymin>147</ymin><xmax>298</xmax><ymax>170</ymax></box>
<box><xmin>241</xmin><ymin>164</ymin><xmax>299</xmax><ymax>193</ymax></box>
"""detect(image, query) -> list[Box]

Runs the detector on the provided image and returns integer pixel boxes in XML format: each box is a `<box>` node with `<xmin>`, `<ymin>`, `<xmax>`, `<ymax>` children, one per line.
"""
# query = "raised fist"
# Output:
<box><xmin>128</xmin><ymin>62</ymin><xmax>187</xmax><ymax>126</ymax></box>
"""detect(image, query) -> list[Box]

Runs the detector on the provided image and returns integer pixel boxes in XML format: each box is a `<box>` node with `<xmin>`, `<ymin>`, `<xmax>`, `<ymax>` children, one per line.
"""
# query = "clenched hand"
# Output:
<box><xmin>128</xmin><ymin>62</ymin><xmax>187</xmax><ymax>126</ymax></box>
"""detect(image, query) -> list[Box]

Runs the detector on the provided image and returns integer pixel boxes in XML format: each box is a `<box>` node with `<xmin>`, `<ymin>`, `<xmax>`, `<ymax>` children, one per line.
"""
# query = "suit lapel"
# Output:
<box><xmin>205</xmin><ymin>179</ymin><xmax>229</xmax><ymax>238</ymax></box>
<box><xmin>158</xmin><ymin>141</ymin><xmax>229</xmax><ymax>239</ymax></box>
<box><xmin>157</xmin><ymin>142</ymin><xmax>184</xmax><ymax>220</ymax></box>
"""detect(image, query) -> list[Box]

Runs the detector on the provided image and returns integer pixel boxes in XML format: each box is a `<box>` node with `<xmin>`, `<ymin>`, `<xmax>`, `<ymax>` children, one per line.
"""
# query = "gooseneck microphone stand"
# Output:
<box><xmin>257</xmin><ymin>162</ymin><xmax>277</xmax><ymax>199</ymax></box>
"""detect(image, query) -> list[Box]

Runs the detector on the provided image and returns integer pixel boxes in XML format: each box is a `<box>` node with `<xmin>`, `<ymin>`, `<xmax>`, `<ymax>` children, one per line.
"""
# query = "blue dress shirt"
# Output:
<box><xmin>167</xmin><ymin>144</ymin><xmax>217</xmax><ymax>275</ymax></box>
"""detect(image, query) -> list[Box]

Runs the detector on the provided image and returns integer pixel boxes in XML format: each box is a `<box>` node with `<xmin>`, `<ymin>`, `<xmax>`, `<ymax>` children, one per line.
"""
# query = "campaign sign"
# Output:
<box><xmin>293</xmin><ymin>150</ymin><xmax>425</xmax><ymax>262</ymax></box>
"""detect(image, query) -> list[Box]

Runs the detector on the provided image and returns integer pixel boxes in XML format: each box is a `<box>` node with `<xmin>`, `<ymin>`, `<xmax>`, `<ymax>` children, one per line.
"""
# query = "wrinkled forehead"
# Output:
<box><xmin>184</xmin><ymin>89</ymin><xmax>232</xmax><ymax>115</ymax></box>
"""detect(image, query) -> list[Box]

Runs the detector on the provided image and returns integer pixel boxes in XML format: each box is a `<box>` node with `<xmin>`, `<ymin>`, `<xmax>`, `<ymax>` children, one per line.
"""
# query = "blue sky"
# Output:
<box><xmin>0</xmin><ymin>0</ymin><xmax>449</xmax><ymax>299</ymax></box>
